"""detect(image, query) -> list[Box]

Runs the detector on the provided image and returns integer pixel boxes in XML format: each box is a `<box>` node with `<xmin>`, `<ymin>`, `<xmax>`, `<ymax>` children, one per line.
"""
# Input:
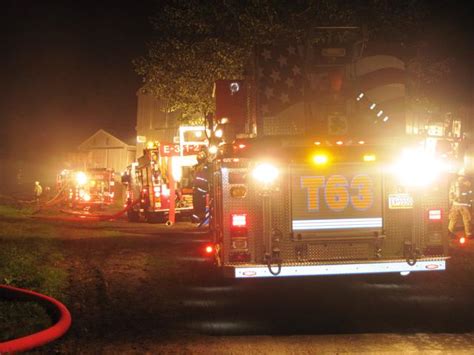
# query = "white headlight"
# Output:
<box><xmin>392</xmin><ymin>148</ymin><xmax>441</xmax><ymax>186</ymax></box>
<box><xmin>252</xmin><ymin>163</ymin><xmax>279</xmax><ymax>185</ymax></box>
<box><xmin>75</xmin><ymin>171</ymin><xmax>88</xmax><ymax>186</ymax></box>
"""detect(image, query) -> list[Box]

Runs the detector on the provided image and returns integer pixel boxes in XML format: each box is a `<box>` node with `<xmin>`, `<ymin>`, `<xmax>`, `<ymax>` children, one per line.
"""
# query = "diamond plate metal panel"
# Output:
<box><xmin>220</xmin><ymin>161</ymin><xmax>264</xmax><ymax>264</ymax></box>
<box><xmin>307</xmin><ymin>242</ymin><xmax>371</xmax><ymax>261</ymax></box>
<box><xmin>380</xmin><ymin>174</ymin><xmax>449</xmax><ymax>258</ymax></box>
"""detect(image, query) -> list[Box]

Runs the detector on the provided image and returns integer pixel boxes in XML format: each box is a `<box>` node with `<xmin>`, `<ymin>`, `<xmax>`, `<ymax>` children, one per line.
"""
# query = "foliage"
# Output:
<box><xmin>136</xmin><ymin>0</ymin><xmax>432</xmax><ymax>119</ymax></box>
<box><xmin>406</xmin><ymin>41</ymin><xmax>455</xmax><ymax>115</ymax></box>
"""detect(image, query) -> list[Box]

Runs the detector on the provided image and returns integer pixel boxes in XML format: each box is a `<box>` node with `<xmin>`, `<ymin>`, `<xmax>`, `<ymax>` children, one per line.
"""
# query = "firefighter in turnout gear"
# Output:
<box><xmin>34</xmin><ymin>181</ymin><xmax>43</xmax><ymax>205</ymax></box>
<box><xmin>448</xmin><ymin>174</ymin><xmax>473</xmax><ymax>238</ymax></box>
<box><xmin>192</xmin><ymin>151</ymin><xmax>210</xmax><ymax>224</ymax></box>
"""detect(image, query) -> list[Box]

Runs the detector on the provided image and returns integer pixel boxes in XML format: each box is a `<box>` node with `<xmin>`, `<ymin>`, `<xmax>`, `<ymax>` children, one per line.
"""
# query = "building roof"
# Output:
<box><xmin>78</xmin><ymin>129</ymin><xmax>136</xmax><ymax>151</ymax></box>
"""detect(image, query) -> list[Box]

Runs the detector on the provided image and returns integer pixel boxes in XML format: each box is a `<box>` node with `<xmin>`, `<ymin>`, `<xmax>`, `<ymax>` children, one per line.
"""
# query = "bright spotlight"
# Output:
<box><xmin>75</xmin><ymin>172</ymin><xmax>88</xmax><ymax>186</ymax></box>
<box><xmin>392</xmin><ymin>148</ymin><xmax>441</xmax><ymax>186</ymax></box>
<box><xmin>252</xmin><ymin>163</ymin><xmax>279</xmax><ymax>185</ymax></box>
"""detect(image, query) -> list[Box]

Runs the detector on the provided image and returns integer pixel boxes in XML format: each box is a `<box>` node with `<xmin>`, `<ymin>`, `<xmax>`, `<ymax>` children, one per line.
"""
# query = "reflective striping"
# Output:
<box><xmin>234</xmin><ymin>259</ymin><xmax>446</xmax><ymax>278</ymax></box>
<box><xmin>292</xmin><ymin>217</ymin><xmax>382</xmax><ymax>230</ymax></box>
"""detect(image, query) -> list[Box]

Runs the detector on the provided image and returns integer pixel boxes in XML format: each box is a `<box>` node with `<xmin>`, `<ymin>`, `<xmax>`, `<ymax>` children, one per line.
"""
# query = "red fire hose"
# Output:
<box><xmin>33</xmin><ymin>199</ymin><xmax>140</xmax><ymax>222</ymax></box>
<box><xmin>0</xmin><ymin>285</ymin><xmax>71</xmax><ymax>353</ymax></box>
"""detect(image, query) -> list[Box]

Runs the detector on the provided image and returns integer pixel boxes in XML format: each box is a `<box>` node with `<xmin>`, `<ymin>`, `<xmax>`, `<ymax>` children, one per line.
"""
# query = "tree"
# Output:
<box><xmin>134</xmin><ymin>0</ymin><xmax>431</xmax><ymax>120</ymax></box>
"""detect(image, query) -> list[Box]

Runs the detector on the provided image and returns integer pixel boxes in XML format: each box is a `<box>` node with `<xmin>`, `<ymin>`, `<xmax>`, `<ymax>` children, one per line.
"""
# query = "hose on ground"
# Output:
<box><xmin>0</xmin><ymin>284</ymin><xmax>71</xmax><ymax>353</ymax></box>
<box><xmin>33</xmin><ymin>199</ymin><xmax>141</xmax><ymax>222</ymax></box>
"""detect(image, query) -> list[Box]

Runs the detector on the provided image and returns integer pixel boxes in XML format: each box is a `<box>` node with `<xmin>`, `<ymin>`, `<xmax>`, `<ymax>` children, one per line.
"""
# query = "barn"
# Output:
<box><xmin>77</xmin><ymin>129</ymin><xmax>136</xmax><ymax>175</ymax></box>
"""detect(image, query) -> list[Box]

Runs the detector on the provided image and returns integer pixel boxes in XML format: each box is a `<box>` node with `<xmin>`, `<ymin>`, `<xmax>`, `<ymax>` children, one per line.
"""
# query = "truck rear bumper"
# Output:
<box><xmin>227</xmin><ymin>258</ymin><xmax>447</xmax><ymax>278</ymax></box>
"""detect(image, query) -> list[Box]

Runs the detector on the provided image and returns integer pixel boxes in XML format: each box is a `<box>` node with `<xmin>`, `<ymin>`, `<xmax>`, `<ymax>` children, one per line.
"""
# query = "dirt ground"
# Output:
<box><xmin>1</xmin><ymin>207</ymin><xmax>474</xmax><ymax>353</ymax></box>
<box><xmin>16</xmin><ymin>218</ymin><xmax>468</xmax><ymax>353</ymax></box>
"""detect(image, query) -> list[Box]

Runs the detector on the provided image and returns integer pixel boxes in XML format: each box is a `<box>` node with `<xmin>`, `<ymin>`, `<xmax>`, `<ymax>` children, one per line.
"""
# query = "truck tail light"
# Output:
<box><xmin>231</xmin><ymin>214</ymin><xmax>247</xmax><ymax>228</ymax></box>
<box><xmin>428</xmin><ymin>209</ymin><xmax>442</xmax><ymax>221</ymax></box>
<box><xmin>205</xmin><ymin>244</ymin><xmax>214</xmax><ymax>254</ymax></box>
<box><xmin>231</xmin><ymin>213</ymin><xmax>248</xmax><ymax>239</ymax></box>
<box><xmin>459</xmin><ymin>236</ymin><xmax>466</xmax><ymax>245</ymax></box>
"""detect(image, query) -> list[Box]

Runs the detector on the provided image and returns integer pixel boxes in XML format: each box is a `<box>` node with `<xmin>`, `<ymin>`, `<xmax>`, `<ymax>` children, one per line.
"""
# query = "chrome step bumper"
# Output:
<box><xmin>228</xmin><ymin>258</ymin><xmax>447</xmax><ymax>278</ymax></box>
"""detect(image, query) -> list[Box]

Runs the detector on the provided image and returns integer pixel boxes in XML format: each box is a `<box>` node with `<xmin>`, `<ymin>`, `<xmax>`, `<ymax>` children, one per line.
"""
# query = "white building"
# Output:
<box><xmin>135</xmin><ymin>90</ymin><xmax>181</xmax><ymax>158</ymax></box>
<box><xmin>78</xmin><ymin>129</ymin><xmax>136</xmax><ymax>175</ymax></box>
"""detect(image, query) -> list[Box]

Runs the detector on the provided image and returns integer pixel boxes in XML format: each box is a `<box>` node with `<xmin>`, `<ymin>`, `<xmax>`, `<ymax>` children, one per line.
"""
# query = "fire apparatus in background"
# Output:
<box><xmin>57</xmin><ymin>168</ymin><xmax>115</xmax><ymax>209</ymax></box>
<box><xmin>122</xmin><ymin>126</ymin><xmax>207</xmax><ymax>223</ymax></box>
<box><xmin>205</xmin><ymin>33</ymin><xmax>463</xmax><ymax>278</ymax></box>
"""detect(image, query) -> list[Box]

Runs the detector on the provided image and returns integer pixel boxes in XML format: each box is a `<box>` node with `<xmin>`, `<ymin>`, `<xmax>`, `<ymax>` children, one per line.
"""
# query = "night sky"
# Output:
<box><xmin>2</xmin><ymin>0</ymin><xmax>156</xmax><ymax>160</ymax></box>
<box><xmin>1</xmin><ymin>0</ymin><xmax>472</xmax><ymax>163</ymax></box>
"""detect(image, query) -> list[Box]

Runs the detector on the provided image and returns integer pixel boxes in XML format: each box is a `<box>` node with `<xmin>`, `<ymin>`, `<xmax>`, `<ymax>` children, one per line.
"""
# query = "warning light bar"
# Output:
<box><xmin>363</xmin><ymin>154</ymin><xmax>376</xmax><ymax>162</ymax></box>
<box><xmin>231</xmin><ymin>214</ymin><xmax>247</xmax><ymax>228</ymax></box>
<box><xmin>313</xmin><ymin>154</ymin><xmax>329</xmax><ymax>165</ymax></box>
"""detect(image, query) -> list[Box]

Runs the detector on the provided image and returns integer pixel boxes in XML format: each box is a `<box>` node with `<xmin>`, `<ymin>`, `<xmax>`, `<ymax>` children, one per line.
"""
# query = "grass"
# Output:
<box><xmin>0</xmin><ymin>237</ymin><xmax>68</xmax><ymax>342</ymax></box>
<box><xmin>0</xmin><ymin>204</ymin><xmax>68</xmax><ymax>342</ymax></box>
<box><xmin>0</xmin><ymin>203</ymin><xmax>137</xmax><ymax>342</ymax></box>
<box><xmin>0</xmin><ymin>301</ymin><xmax>52</xmax><ymax>342</ymax></box>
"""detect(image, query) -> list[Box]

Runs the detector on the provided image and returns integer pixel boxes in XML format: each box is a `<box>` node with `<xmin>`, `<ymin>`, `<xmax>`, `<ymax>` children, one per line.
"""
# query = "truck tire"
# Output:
<box><xmin>127</xmin><ymin>209</ymin><xmax>140</xmax><ymax>222</ymax></box>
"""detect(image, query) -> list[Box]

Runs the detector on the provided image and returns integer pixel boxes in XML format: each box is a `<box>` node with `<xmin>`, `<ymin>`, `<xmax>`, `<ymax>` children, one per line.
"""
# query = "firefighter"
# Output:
<box><xmin>192</xmin><ymin>151</ymin><xmax>210</xmax><ymax>223</ymax></box>
<box><xmin>34</xmin><ymin>181</ymin><xmax>43</xmax><ymax>205</ymax></box>
<box><xmin>448</xmin><ymin>173</ymin><xmax>473</xmax><ymax>238</ymax></box>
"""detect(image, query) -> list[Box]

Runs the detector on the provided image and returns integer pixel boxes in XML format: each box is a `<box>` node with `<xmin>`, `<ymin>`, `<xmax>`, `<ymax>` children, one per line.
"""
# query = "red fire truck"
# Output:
<box><xmin>205</xmin><ymin>37</ymin><xmax>459</xmax><ymax>278</ymax></box>
<box><xmin>58</xmin><ymin>168</ymin><xmax>115</xmax><ymax>209</ymax></box>
<box><xmin>122</xmin><ymin>126</ymin><xmax>207</xmax><ymax>223</ymax></box>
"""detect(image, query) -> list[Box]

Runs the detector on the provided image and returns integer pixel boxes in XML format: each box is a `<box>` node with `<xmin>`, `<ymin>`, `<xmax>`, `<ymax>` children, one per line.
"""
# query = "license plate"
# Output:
<box><xmin>388</xmin><ymin>193</ymin><xmax>413</xmax><ymax>209</ymax></box>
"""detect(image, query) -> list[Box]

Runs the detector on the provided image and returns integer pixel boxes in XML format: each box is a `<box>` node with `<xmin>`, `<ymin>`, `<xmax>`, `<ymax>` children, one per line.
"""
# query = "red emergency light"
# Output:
<box><xmin>231</xmin><ymin>213</ymin><xmax>247</xmax><ymax>228</ymax></box>
<box><xmin>233</xmin><ymin>142</ymin><xmax>247</xmax><ymax>150</ymax></box>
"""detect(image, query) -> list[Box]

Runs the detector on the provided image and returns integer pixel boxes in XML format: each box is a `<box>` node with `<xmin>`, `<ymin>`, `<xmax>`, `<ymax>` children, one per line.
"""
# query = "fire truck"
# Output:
<box><xmin>205</xmin><ymin>37</ymin><xmax>459</xmax><ymax>278</ymax></box>
<box><xmin>122</xmin><ymin>126</ymin><xmax>207</xmax><ymax>223</ymax></box>
<box><xmin>58</xmin><ymin>168</ymin><xmax>115</xmax><ymax>209</ymax></box>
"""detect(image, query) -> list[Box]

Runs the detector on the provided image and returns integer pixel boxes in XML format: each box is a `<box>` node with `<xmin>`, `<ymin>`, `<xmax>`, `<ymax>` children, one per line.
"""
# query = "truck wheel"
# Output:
<box><xmin>127</xmin><ymin>209</ymin><xmax>140</xmax><ymax>222</ymax></box>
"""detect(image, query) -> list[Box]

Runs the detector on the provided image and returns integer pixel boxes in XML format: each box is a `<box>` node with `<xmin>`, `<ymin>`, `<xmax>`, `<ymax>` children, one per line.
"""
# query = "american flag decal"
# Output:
<box><xmin>353</xmin><ymin>43</ymin><xmax>407</xmax><ymax>131</ymax></box>
<box><xmin>257</xmin><ymin>43</ymin><xmax>308</xmax><ymax>135</ymax></box>
<box><xmin>255</xmin><ymin>41</ymin><xmax>408</xmax><ymax>136</ymax></box>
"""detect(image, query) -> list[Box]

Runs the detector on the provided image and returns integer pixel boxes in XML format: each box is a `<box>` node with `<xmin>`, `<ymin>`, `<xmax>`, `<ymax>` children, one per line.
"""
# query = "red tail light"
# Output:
<box><xmin>231</xmin><ymin>214</ymin><xmax>247</xmax><ymax>228</ymax></box>
<box><xmin>205</xmin><ymin>245</ymin><xmax>214</xmax><ymax>254</ymax></box>
<box><xmin>460</xmin><ymin>237</ymin><xmax>466</xmax><ymax>245</ymax></box>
